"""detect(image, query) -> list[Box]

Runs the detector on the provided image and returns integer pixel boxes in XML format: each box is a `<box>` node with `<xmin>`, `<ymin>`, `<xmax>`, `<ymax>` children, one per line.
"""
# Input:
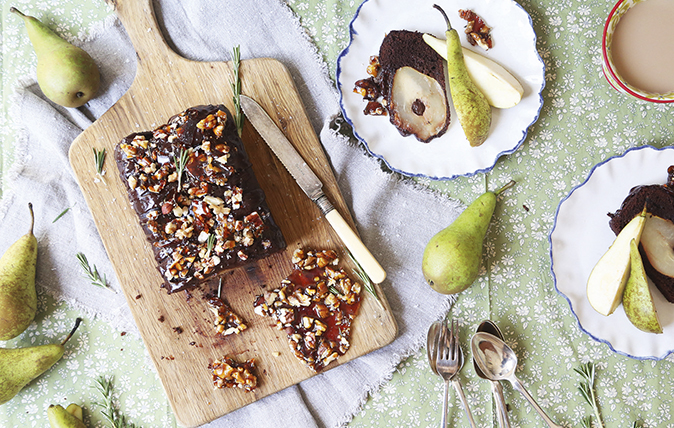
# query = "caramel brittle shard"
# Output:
<box><xmin>210</xmin><ymin>356</ymin><xmax>257</xmax><ymax>392</ymax></box>
<box><xmin>208</xmin><ymin>296</ymin><xmax>247</xmax><ymax>336</ymax></box>
<box><xmin>115</xmin><ymin>105</ymin><xmax>286</xmax><ymax>293</ymax></box>
<box><xmin>253</xmin><ymin>249</ymin><xmax>363</xmax><ymax>372</ymax></box>
<box><xmin>459</xmin><ymin>9</ymin><xmax>493</xmax><ymax>50</ymax></box>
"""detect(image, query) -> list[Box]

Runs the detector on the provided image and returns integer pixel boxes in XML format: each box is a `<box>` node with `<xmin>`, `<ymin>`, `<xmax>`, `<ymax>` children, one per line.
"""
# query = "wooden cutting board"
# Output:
<box><xmin>68</xmin><ymin>1</ymin><xmax>397</xmax><ymax>426</ymax></box>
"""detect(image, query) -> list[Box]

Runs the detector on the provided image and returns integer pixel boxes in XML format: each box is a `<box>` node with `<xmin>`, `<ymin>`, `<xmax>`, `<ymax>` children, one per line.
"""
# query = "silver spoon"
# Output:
<box><xmin>471</xmin><ymin>332</ymin><xmax>564</xmax><ymax>428</ymax></box>
<box><xmin>427</xmin><ymin>321</ymin><xmax>443</xmax><ymax>375</ymax></box>
<box><xmin>474</xmin><ymin>321</ymin><xmax>511</xmax><ymax>428</ymax></box>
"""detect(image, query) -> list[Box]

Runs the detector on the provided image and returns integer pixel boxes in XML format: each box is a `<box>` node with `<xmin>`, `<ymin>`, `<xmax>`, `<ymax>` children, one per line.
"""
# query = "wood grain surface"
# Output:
<box><xmin>68</xmin><ymin>0</ymin><xmax>396</xmax><ymax>426</ymax></box>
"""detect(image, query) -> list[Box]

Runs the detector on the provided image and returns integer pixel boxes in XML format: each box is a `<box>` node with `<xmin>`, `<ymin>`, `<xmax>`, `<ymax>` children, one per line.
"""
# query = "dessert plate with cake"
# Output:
<box><xmin>337</xmin><ymin>0</ymin><xmax>545</xmax><ymax>180</ymax></box>
<box><xmin>550</xmin><ymin>145</ymin><xmax>674</xmax><ymax>359</ymax></box>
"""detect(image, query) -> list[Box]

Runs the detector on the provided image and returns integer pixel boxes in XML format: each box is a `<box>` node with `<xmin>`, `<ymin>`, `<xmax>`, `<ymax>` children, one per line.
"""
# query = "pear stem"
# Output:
<box><xmin>61</xmin><ymin>318</ymin><xmax>83</xmax><ymax>346</ymax></box>
<box><xmin>494</xmin><ymin>180</ymin><xmax>516</xmax><ymax>196</ymax></box>
<box><xmin>27</xmin><ymin>202</ymin><xmax>34</xmax><ymax>235</ymax></box>
<box><xmin>9</xmin><ymin>7</ymin><xmax>25</xmax><ymax>18</ymax></box>
<box><xmin>433</xmin><ymin>4</ymin><xmax>453</xmax><ymax>31</ymax></box>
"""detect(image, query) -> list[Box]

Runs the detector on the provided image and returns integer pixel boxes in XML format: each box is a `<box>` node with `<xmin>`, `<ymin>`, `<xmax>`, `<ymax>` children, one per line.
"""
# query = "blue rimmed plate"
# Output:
<box><xmin>336</xmin><ymin>0</ymin><xmax>545</xmax><ymax>180</ymax></box>
<box><xmin>550</xmin><ymin>145</ymin><xmax>674</xmax><ymax>360</ymax></box>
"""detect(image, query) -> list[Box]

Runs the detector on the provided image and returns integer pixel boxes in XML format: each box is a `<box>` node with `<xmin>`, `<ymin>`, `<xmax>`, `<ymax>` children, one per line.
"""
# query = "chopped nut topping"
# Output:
<box><xmin>114</xmin><ymin>105</ymin><xmax>285</xmax><ymax>293</ymax></box>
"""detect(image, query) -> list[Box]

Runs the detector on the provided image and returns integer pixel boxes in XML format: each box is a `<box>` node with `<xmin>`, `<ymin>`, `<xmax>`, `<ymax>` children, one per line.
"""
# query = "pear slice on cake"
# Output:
<box><xmin>623</xmin><ymin>239</ymin><xmax>663</xmax><ymax>334</ymax></box>
<box><xmin>587</xmin><ymin>208</ymin><xmax>647</xmax><ymax>316</ymax></box>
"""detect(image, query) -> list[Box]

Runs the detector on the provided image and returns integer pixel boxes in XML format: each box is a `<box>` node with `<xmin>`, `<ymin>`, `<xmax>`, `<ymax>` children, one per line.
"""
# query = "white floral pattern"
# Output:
<box><xmin>2</xmin><ymin>0</ymin><xmax>674</xmax><ymax>427</ymax></box>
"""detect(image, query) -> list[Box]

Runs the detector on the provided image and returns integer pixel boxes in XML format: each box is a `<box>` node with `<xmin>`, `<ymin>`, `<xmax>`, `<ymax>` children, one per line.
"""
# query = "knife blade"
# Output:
<box><xmin>240</xmin><ymin>95</ymin><xmax>386</xmax><ymax>284</ymax></box>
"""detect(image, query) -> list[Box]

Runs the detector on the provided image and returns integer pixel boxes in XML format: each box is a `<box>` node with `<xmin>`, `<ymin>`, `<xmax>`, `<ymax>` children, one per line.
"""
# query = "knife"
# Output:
<box><xmin>240</xmin><ymin>95</ymin><xmax>386</xmax><ymax>284</ymax></box>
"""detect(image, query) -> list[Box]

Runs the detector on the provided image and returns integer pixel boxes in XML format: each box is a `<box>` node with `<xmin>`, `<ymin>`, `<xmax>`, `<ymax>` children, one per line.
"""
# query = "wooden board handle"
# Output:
<box><xmin>112</xmin><ymin>0</ymin><xmax>182</xmax><ymax>70</ymax></box>
<box><xmin>324</xmin><ymin>209</ymin><xmax>386</xmax><ymax>284</ymax></box>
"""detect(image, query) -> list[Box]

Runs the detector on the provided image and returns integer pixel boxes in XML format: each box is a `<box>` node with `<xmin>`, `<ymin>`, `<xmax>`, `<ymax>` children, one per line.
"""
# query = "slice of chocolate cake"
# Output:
<box><xmin>354</xmin><ymin>30</ymin><xmax>450</xmax><ymax>143</ymax></box>
<box><xmin>378</xmin><ymin>30</ymin><xmax>451</xmax><ymax>143</ymax></box>
<box><xmin>115</xmin><ymin>105</ymin><xmax>285</xmax><ymax>293</ymax></box>
<box><xmin>608</xmin><ymin>165</ymin><xmax>674</xmax><ymax>302</ymax></box>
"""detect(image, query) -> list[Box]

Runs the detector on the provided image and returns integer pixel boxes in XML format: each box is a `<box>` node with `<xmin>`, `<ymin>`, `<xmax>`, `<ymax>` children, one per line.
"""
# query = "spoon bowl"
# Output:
<box><xmin>474</xmin><ymin>321</ymin><xmax>511</xmax><ymax>428</ymax></box>
<box><xmin>471</xmin><ymin>332</ymin><xmax>563</xmax><ymax>428</ymax></box>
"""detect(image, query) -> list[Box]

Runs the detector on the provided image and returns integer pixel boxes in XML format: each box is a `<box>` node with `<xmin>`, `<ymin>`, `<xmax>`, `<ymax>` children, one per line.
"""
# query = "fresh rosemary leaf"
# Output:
<box><xmin>93</xmin><ymin>376</ymin><xmax>140</xmax><ymax>428</ymax></box>
<box><xmin>206</xmin><ymin>233</ymin><xmax>216</xmax><ymax>257</ymax></box>
<box><xmin>173</xmin><ymin>148</ymin><xmax>189</xmax><ymax>191</ymax></box>
<box><xmin>580</xmin><ymin>416</ymin><xmax>593</xmax><ymax>428</ymax></box>
<box><xmin>52</xmin><ymin>204</ymin><xmax>75</xmax><ymax>223</ymax></box>
<box><xmin>345</xmin><ymin>249</ymin><xmax>382</xmax><ymax>306</ymax></box>
<box><xmin>93</xmin><ymin>147</ymin><xmax>106</xmax><ymax>176</ymax></box>
<box><xmin>230</xmin><ymin>45</ymin><xmax>244</xmax><ymax>136</ymax></box>
<box><xmin>76</xmin><ymin>252</ymin><xmax>110</xmax><ymax>289</ymax></box>
<box><xmin>328</xmin><ymin>285</ymin><xmax>340</xmax><ymax>295</ymax></box>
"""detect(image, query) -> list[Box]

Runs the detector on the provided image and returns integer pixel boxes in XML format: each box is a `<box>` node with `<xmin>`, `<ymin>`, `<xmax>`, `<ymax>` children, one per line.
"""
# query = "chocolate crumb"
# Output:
<box><xmin>173</xmin><ymin>326</ymin><xmax>184</xmax><ymax>334</ymax></box>
<box><xmin>158</xmin><ymin>315</ymin><xmax>165</xmax><ymax>322</ymax></box>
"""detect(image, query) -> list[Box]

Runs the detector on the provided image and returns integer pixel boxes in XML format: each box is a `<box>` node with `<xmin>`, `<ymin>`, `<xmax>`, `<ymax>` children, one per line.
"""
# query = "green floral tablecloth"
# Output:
<box><xmin>1</xmin><ymin>0</ymin><xmax>673</xmax><ymax>427</ymax></box>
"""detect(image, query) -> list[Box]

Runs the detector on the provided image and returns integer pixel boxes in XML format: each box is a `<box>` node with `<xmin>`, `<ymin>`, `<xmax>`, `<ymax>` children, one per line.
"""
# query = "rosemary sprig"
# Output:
<box><xmin>345</xmin><ymin>249</ymin><xmax>382</xmax><ymax>306</ymax></box>
<box><xmin>93</xmin><ymin>376</ymin><xmax>140</xmax><ymax>428</ymax></box>
<box><xmin>93</xmin><ymin>147</ymin><xmax>107</xmax><ymax>177</ymax></box>
<box><xmin>76</xmin><ymin>252</ymin><xmax>111</xmax><ymax>289</ymax></box>
<box><xmin>574</xmin><ymin>363</ymin><xmax>604</xmax><ymax>428</ymax></box>
<box><xmin>173</xmin><ymin>148</ymin><xmax>189</xmax><ymax>191</ymax></box>
<box><xmin>52</xmin><ymin>203</ymin><xmax>75</xmax><ymax>223</ymax></box>
<box><xmin>580</xmin><ymin>416</ymin><xmax>593</xmax><ymax>428</ymax></box>
<box><xmin>328</xmin><ymin>285</ymin><xmax>340</xmax><ymax>295</ymax></box>
<box><xmin>230</xmin><ymin>45</ymin><xmax>244</xmax><ymax>136</ymax></box>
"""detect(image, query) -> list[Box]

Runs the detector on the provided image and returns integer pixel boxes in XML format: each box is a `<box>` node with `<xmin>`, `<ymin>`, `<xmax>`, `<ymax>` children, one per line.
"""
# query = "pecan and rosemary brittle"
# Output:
<box><xmin>253</xmin><ymin>249</ymin><xmax>362</xmax><ymax>372</ymax></box>
<box><xmin>209</xmin><ymin>356</ymin><xmax>257</xmax><ymax>392</ymax></box>
<box><xmin>208</xmin><ymin>295</ymin><xmax>247</xmax><ymax>336</ymax></box>
<box><xmin>459</xmin><ymin>9</ymin><xmax>493</xmax><ymax>50</ymax></box>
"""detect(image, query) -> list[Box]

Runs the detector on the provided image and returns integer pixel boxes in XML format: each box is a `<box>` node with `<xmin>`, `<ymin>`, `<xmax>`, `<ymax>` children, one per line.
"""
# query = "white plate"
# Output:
<box><xmin>550</xmin><ymin>145</ymin><xmax>674</xmax><ymax>359</ymax></box>
<box><xmin>336</xmin><ymin>0</ymin><xmax>545</xmax><ymax>179</ymax></box>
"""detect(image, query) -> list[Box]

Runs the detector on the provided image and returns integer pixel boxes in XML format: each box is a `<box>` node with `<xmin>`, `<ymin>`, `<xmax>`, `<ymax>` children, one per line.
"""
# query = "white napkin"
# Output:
<box><xmin>3</xmin><ymin>1</ymin><xmax>463</xmax><ymax>426</ymax></box>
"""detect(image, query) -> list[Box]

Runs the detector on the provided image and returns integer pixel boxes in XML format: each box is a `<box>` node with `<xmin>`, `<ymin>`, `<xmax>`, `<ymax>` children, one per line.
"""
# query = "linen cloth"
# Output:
<box><xmin>3</xmin><ymin>0</ymin><xmax>463</xmax><ymax>426</ymax></box>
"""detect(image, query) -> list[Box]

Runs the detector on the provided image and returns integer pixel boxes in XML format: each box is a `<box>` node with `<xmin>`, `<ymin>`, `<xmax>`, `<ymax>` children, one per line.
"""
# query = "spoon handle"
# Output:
<box><xmin>490</xmin><ymin>380</ymin><xmax>511</xmax><ymax>428</ymax></box>
<box><xmin>511</xmin><ymin>377</ymin><xmax>563</xmax><ymax>428</ymax></box>
<box><xmin>452</xmin><ymin>379</ymin><xmax>477</xmax><ymax>428</ymax></box>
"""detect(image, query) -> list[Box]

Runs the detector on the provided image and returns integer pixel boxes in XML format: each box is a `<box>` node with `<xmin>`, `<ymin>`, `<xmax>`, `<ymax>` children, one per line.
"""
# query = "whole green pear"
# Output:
<box><xmin>434</xmin><ymin>5</ymin><xmax>491</xmax><ymax>146</ymax></box>
<box><xmin>47</xmin><ymin>403</ymin><xmax>87</xmax><ymax>428</ymax></box>
<box><xmin>10</xmin><ymin>7</ymin><xmax>100</xmax><ymax>108</ymax></box>
<box><xmin>422</xmin><ymin>181</ymin><xmax>514</xmax><ymax>294</ymax></box>
<box><xmin>623</xmin><ymin>239</ymin><xmax>663</xmax><ymax>334</ymax></box>
<box><xmin>0</xmin><ymin>318</ymin><xmax>81</xmax><ymax>405</ymax></box>
<box><xmin>0</xmin><ymin>203</ymin><xmax>38</xmax><ymax>340</ymax></box>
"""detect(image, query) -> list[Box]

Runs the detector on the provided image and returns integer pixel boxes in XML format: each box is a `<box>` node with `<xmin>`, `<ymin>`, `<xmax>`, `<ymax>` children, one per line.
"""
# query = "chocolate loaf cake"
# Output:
<box><xmin>608</xmin><ymin>166</ymin><xmax>674</xmax><ymax>302</ymax></box>
<box><xmin>378</xmin><ymin>30</ymin><xmax>450</xmax><ymax>143</ymax></box>
<box><xmin>115</xmin><ymin>105</ymin><xmax>285</xmax><ymax>293</ymax></box>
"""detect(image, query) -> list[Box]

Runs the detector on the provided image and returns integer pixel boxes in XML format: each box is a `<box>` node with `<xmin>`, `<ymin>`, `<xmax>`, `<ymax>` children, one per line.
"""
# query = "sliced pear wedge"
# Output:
<box><xmin>587</xmin><ymin>208</ymin><xmax>647</xmax><ymax>316</ymax></box>
<box><xmin>623</xmin><ymin>239</ymin><xmax>663</xmax><ymax>334</ymax></box>
<box><xmin>423</xmin><ymin>33</ymin><xmax>524</xmax><ymax>109</ymax></box>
